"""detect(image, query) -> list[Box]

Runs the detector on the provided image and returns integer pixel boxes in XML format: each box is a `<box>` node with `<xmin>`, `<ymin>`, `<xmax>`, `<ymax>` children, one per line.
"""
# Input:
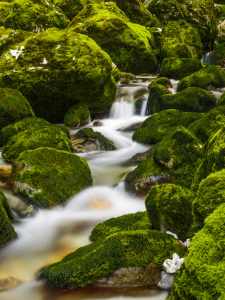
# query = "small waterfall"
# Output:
<box><xmin>201</xmin><ymin>52</ymin><xmax>213</xmax><ymax>65</ymax></box>
<box><xmin>109</xmin><ymin>97</ymin><xmax>134</xmax><ymax>119</ymax></box>
<box><xmin>140</xmin><ymin>99</ymin><xmax>147</xmax><ymax>116</ymax></box>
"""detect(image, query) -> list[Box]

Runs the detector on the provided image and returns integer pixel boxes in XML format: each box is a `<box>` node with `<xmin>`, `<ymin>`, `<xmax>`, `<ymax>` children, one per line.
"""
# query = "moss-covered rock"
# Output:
<box><xmin>90</xmin><ymin>211</ymin><xmax>151</xmax><ymax>242</ymax></box>
<box><xmin>147</xmin><ymin>84</ymin><xmax>170</xmax><ymax>114</ymax></box>
<box><xmin>187</xmin><ymin>105</ymin><xmax>225</xmax><ymax>143</ymax></box>
<box><xmin>218</xmin><ymin>91</ymin><xmax>225</xmax><ymax>106</ymax></box>
<box><xmin>148</xmin><ymin>77</ymin><xmax>172</xmax><ymax>89</ymax></box>
<box><xmin>68</xmin><ymin>2</ymin><xmax>157</xmax><ymax>74</ymax></box>
<box><xmin>177</xmin><ymin>65</ymin><xmax>225</xmax><ymax>91</ymax></box>
<box><xmin>0</xmin><ymin>87</ymin><xmax>35</xmax><ymax>132</ymax></box>
<box><xmin>0</xmin><ymin>2</ymin><xmax>12</xmax><ymax>25</ymax></box>
<box><xmin>0</xmin><ymin>28</ymin><xmax>117</xmax><ymax>123</ymax></box>
<box><xmin>169</xmin><ymin>203</ymin><xmax>225</xmax><ymax>300</ymax></box>
<box><xmin>160</xmin><ymin>20</ymin><xmax>203</xmax><ymax>60</ymax></box>
<box><xmin>0</xmin><ymin>189</ymin><xmax>17</xmax><ymax>247</ymax></box>
<box><xmin>10</xmin><ymin>147</ymin><xmax>93</xmax><ymax>208</ymax></box>
<box><xmin>4</xmin><ymin>0</ymin><xmax>69</xmax><ymax>32</ymax></box>
<box><xmin>160</xmin><ymin>58</ymin><xmax>203</xmax><ymax>80</ymax></box>
<box><xmin>132</xmin><ymin>109</ymin><xmax>203</xmax><ymax>144</ymax></box>
<box><xmin>146</xmin><ymin>184</ymin><xmax>196</xmax><ymax>240</ymax></box>
<box><xmin>64</xmin><ymin>103</ymin><xmax>90</xmax><ymax>127</ymax></box>
<box><xmin>53</xmin><ymin>0</ymin><xmax>85</xmax><ymax>21</ymax></box>
<box><xmin>41</xmin><ymin>229</ymin><xmax>184</xmax><ymax>287</ymax></box>
<box><xmin>211</xmin><ymin>42</ymin><xmax>225</xmax><ymax>66</ymax></box>
<box><xmin>162</xmin><ymin>87</ymin><xmax>216</xmax><ymax>113</ymax></box>
<box><xmin>146</xmin><ymin>0</ymin><xmax>218</xmax><ymax>49</ymax></box>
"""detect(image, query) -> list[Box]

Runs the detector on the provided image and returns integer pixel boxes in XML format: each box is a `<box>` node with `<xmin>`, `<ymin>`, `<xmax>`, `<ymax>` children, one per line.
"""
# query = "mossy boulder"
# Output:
<box><xmin>132</xmin><ymin>109</ymin><xmax>203</xmax><ymax>144</ymax></box>
<box><xmin>4</xmin><ymin>0</ymin><xmax>69</xmax><ymax>32</ymax></box>
<box><xmin>160</xmin><ymin>20</ymin><xmax>203</xmax><ymax>60</ymax></box>
<box><xmin>147</xmin><ymin>84</ymin><xmax>170</xmax><ymax>114</ymax></box>
<box><xmin>187</xmin><ymin>105</ymin><xmax>225</xmax><ymax>143</ymax></box>
<box><xmin>162</xmin><ymin>87</ymin><xmax>216</xmax><ymax>113</ymax></box>
<box><xmin>0</xmin><ymin>28</ymin><xmax>117</xmax><ymax>123</ymax></box>
<box><xmin>149</xmin><ymin>77</ymin><xmax>172</xmax><ymax>89</ymax></box>
<box><xmin>53</xmin><ymin>0</ymin><xmax>85</xmax><ymax>21</ymax></box>
<box><xmin>68</xmin><ymin>2</ymin><xmax>157</xmax><ymax>74</ymax></box>
<box><xmin>146</xmin><ymin>0</ymin><xmax>218</xmax><ymax>49</ymax></box>
<box><xmin>0</xmin><ymin>189</ymin><xmax>17</xmax><ymax>247</ymax></box>
<box><xmin>90</xmin><ymin>211</ymin><xmax>151</xmax><ymax>242</ymax></box>
<box><xmin>169</xmin><ymin>203</ymin><xmax>225</xmax><ymax>300</ymax></box>
<box><xmin>211</xmin><ymin>42</ymin><xmax>225</xmax><ymax>66</ymax></box>
<box><xmin>41</xmin><ymin>229</ymin><xmax>184</xmax><ymax>287</ymax></box>
<box><xmin>0</xmin><ymin>2</ymin><xmax>12</xmax><ymax>25</ymax></box>
<box><xmin>10</xmin><ymin>147</ymin><xmax>93</xmax><ymax>208</ymax></box>
<box><xmin>0</xmin><ymin>87</ymin><xmax>35</xmax><ymax>132</ymax></box>
<box><xmin>64</xmin><ymin>103</ymin><xmax>90</xmax><ymax>127</ymax></box>
<box><xmin>218</xmin><ymin>91</ymin><xmax>225</xmax><ymax>106</ymax></box>
<box><xmin>177</xmin><ymin>65</ymin><xmax>225</xmax><ymax>91</ymax></box>
<box><xmin>160</xmin><ymin>58</ymin><xmax>203</xmax><ymax>80</ymax></box>
<box><xmin>146</xmin><ymin>184</ymin><xmax>196</xmax><ymax>240</ymax></box>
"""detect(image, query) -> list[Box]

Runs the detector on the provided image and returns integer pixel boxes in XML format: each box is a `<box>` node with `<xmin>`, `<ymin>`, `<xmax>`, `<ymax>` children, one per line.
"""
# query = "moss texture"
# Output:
<box><xmin>0</xmin><ymin>189</ymin><xmax>17</xmax><ymax>247</ymax></box>
<box><xmin>169</xmin><ymin>203</ymin><xmax>225</xmax><ymax>300</ymax></box>
<box><xmin>10</xmin><ymin>147</ymin><xmax>93</xmax><ymax>208</ymax></box>
<box><xmin>145</xmin><ymin>184</ymin><xmax>196</xmax><ymax>240</ymax></box>
<box><xmin>53</xmin><ymin>0</ymin><xmax>85</xmax><ymax>21</ymax></box>
<box><xmin>162</xmin><ymin>87</ymin><xmax>216</xmax><ymax>113</ymax></box>
<box><xmin>0</xmin><ymin>2</ymin><xmax>12</xmax><ymax>25</ymax></box>
<box><xmin>149</xmin><ymin>77</ymin><xmax>172</xmax><ymax>89</ymax></box>
<box><xmin>147</xmin><ymin>84</ymin><xmax>170</xmax><ymax>114</ymax></box>
<box><xmin>132</xmin><ymin>109</ymin><xmax>203</xmax><ymax>144</ymax></box>
<box><xmin>160</xmin><ymin>58</ymin><xmax>203</xmax><ymax>80</ymax></box>
<box><xmin>64</xmin><ymin>103</ymin><xmax>90</xmax><ymax>127</ymax></box>
<box><xmin>160</xmin><ymin>20</ymin><xmax>203</xmax><ymax>60</ymax></box>
<box><xmin>0</xmin><ymin>28</ymin><xmax>116</xmax><ymax>123</ymax></box>
<box><xmin>177</xmin><ymin>65</ymin><xmax>225</xmax><ymax>91</ymax></box>
<box><xmin>68</xmin><ymin>2</ymin><xmax>157</xmax><ymax>74</ymax></box>
<box><xmin>0</xmin><ymin>87</ymin><xmax>35</xmax><ymax>132</ymax></box>
<box><xmin>41</xmin><ymin>229</ymin><xmax>184</xmax><ymax>287</ymax></box>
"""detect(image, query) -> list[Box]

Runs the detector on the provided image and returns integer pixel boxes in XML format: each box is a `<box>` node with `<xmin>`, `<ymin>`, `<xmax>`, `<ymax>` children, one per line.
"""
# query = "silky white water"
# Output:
<box><xmin>0</xmin><ymin>84</ymin><xmax>168</xmax><ymax>300</ymax></box>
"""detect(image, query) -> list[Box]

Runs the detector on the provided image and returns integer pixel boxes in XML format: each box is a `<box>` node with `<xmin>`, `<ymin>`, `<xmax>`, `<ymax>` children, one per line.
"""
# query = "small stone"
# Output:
<box><xmin>157</xmin><ymin>271</ymin><xmax>174</xmax><ymax>289</ymax></box>
<box><xmin>93</xmin><ymin>120</ymin><xmax>102</xmax><ymax>126</ymax></box>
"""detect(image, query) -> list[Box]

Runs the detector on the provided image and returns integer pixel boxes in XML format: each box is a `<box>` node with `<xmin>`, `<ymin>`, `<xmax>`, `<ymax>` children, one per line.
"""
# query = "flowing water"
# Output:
<box><xmin>0</xmin><ymin>82</ymin><xmax>169</xmax><ymax>300</ymax></box>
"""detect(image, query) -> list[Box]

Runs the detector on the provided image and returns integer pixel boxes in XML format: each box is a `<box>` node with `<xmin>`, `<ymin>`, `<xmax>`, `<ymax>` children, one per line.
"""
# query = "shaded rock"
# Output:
<box><xmin>147</xmin><ymin>84</ymin><xmax>170</xmax><ymax>114</ymax></box>
<box><xmin>64</xmin><ymin>103</ymin><xmax>91</xmax><ymax>127</ymax></box>
<box><xmin>93</xmin><ymin>120</ymin><xmax>102</xmax><ymax>126</ymax></box>
<box><xmin>158</xmin><ymin>271</ymin><xmax>174</xmax><ymax>289</ymax></box>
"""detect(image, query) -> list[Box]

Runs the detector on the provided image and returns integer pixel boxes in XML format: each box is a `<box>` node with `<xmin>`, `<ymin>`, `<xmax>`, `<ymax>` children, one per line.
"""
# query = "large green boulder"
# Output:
<box><xmin>41</xmin><ymin>229</ymin><xmax>184</xmax><ymax>287</ymax></box>
<box><xmin>68</xmin><ymin>2</ymin><xmax>157</xmax><ymax>74</ymax></box>
<box><xmin>0</xmin><ymin>189</ymin><xmax>17</xmax><ymax>247</ymax></box>
<box><xmin>147</xmin><ymin>84</ymin><xmax>170</xmax><ymax>114</ymax></box>
<box><xmin>160</xmin><ymin>58</ymin><xmax>203</xmax><ymax>80</ymax></box>
<box><xmin>10</xmin><ymin>147</ymin><xmax>93</xmax><ymax>208</ymax></box>
<box><xmin>132</xmin><ymin>109</ymin><xmax>203</xmax><ymax>144</ymax></box>
<box><xmin>169</xmin><ymin>203</ymin><xmax>225</xmax><ymax>300</ymax></box>
<box><xmin>145</xmin><ymin>0</ymin><xmax>218</xmax><ymax>49</ymax></box>
<box><xmin>0</xmin><ymin>28</ymin><xmax>117</xmax><ymax>122</ymax></box>
<box><xmin>0</xmin><ymin>87</ymin><xmax>35</xmax><ymax>132</ymax></box>
<box><xmin>146</xmin><ymin>184</ymin><xmax>196</xmax><ymax>240</ymax></box>
<box><xmin>160</xmin><ymin>20</ymin><xmax>203</xmax><ymax>60</ymax></box>
<box><xmin>177</xmin><ymin>65</ymin><xmax>225</xmax><ymax>91</ymax></box>
<box><xmin>162</xmin><ymin>87</ymin><xmax>216</xmax><ymax>113</ymax></box>
<box><xmin>4</xmin><ymin>0</ymin><xmax>69</xmax><ymax>32</ymax></box>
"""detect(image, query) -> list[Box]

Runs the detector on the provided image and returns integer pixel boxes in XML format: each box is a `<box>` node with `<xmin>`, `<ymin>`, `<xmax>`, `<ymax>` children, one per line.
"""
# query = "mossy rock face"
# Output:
<box><xmin>218</xmin><ymin>91</ymin><xmax>225</xmax><ymax>106</ymax></box>
<box><xmin>177</xmin><ymin>65</ymin><xmax>225</xmax><ymax>91</ymax></box>
<box><xmin>162</xmin><ymin>87</ymin><xmax>217</xmax><ymax>113</ymax></box>
<box><xmin>188</xmin><ymin>105</ymin><xmax>225</xmax><ymax>143</ymax></box>
<box><xmin>68</xmin><ymin>2</ymin><xmax>157</xmax><ymax>74</ymax></box>
<box><xmin>161</xmin><ymin>20</ymin><xmax>203</xmax><ymax>60</ymax></box>
<box><xmin>64</xmin><ymin>103</ymin><xmax>90</xmax><ymax>127</ymax></box>
<box><xmin>211</xmin><ymin>42</ymin><xmax>225</xmax><ymax>66</ymax></box>
<box><xmin>90</xmin><ymin>211</ymin><xmax>152</xmax><ymax>242</ymax></box>
<box><xmin>0</xmin><ymin>28</ymin><xmax>116</xmax><ymax>123</ymax></box>
<box><xmin>160</xmin><ymin>58</ymin><xmax>203</xmax><ymax>80</ymax></box>
<box><xmin>10</xmin><ymin>147</ymin><xmax>93</xmax><ymax>208</ymax></box>
<box><xmin>0</xmin><ymin>26</ymin><xmax>35</xmax><ymax>57</ymax></box>
<box><xmin>4</xmin><ymin>0</ymin><xmax>69</xmax><ymax>32</ymax></box>
<box><xmin>0</xmin><ymin>189</ymin><xmax>17</xmax><ymax>247</ymax></box>
<box><xmin>0</xmin><ymin>2</ymin><xmax>12</xmax><ymax>25</ymax></box>
<box><xmin>53</xmin><ymin>0</ymin><xmax>85</xmax><ymax>21</ymax></box>
<box><xmin>145</xmin><ymin>184</ymin><xmax>196</xmax><ymax>240</ymax></box>
<box><xmin>169</xmin><ymin>203</ymin><xmax>225</xmax><ymax>300</ymax></box>
<box><xmin>0</xmin><ymin>87</ymin><xmax>35</xmax><ymax>132</ymax></box>
<box><xmin>132</xmin><ymin>109</ymin><xmax>203</xmax><ymax>144</ymax></box>
<box><xmin>147</xmin><ymin>84</ymin><xmax>170</xmax><ymax>114</ymax></box>
<box><xmin>2</xmin><ymin>121</ymin><xmax>73</xmax><ymax>162</ymax></box>
<box><xmin>146</xmin><ymin>0</ymin><xmax>217</xmax><ymax>49</ymax></box>
<box><xmin>149</xmin><ymin>77</ymin><xmax>172</xmax><ymax>89</ymax></box>
<box><xmin>41</xmin><ymin>229</ymin><xmax>184</xmax><ymax>287</ymax></box>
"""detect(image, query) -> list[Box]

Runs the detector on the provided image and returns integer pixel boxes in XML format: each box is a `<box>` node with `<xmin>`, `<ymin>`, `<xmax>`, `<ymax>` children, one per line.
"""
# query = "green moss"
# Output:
<box><xmin>41</xmin><ymin>229</ymin><xmax>184</xmax><ymax>287</ymax></box>
<box><xmin>146</xmin><ymin>184</ymin><xmax>196</xmax><ymax>240</ymax></box>
<box><xmin>53</xmin><ymin>0</ymin><xmax>85</xmax><ymax>21</ymax></box>
<box><xmin>211</xmin><ymin>42</ymin><xmax>225</xmax><ymax>65</ymax></box>
<box><xmin>90</xmin><ymin>211</ymin><xmax>152</xmax><ymax>242</ymax></box>
<box><xmin>111</xmin><ymin>68</ymin><xmax>121</xmax><ymax>82</ymax></box>
<box><xmin>0</xmin><ymin>189</ymin><xmax>17</xmax><ymax>247</ymax></box>
<box><xmin>0</xmin><ymin>2</ymin><xmax>12</xmax><ymax>25</ymax></box>
<box><xmin>162</xmin><ymin>87</ymin><xmax>216</xmax><ymax>113</ymax></box>
<box><xmin>149</xmin><ymin>77</ymin><xmax>172</xmax><ymax>89</ymax></box>
<box><xmin>147</xmin><ymin>84</ymin><xmax>170</xmax><ymax>114</ymax></box>
<box><xmin>132</xmin><ymin>109</ymin><xmax>203</xmax><ymax>144</ymax></box>
<box><xmin>160</xmin><ymin>58</ymin><xmax>203</xmax><ymax>80</ymax></box>
<box><xmin>10</xmin><ymin>147</ymin><xmax>93</xmax><ymax>208</ymax></box>
<box><xmin>188</xmin><ymin>105</ymin><xmax>225</xmax><ymax>143</ymax></box>
<box><xmin>169</xmin><ymin>203</ymin><xmax>225</xmax><ymax>300</ymax></box>
<box><xmin>64</xmin><ymin>103</ymin><xmax>90</xmax><ymax>127</ymax></box>
<box><xmin>177</xmin><ymin>65</ymin><xmax>225</xmax><ymax>91</ymax></box>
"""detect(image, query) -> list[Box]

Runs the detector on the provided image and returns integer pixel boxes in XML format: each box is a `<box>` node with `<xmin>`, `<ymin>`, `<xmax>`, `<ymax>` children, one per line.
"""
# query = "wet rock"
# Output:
<box><xmin>93</xmin><ymin>120</ymin><xmax>102</xmax><ymax>126</ymax></box>
<box><xmin>118</xmin><ymin>122</ymin><xmax>142</xmax><ymax>132</ymax></box>
<box><xmin>158</xmin><ymin>271</ymin><xmax>174</xmax><ymax>289</ymax></box>
<box><xmin>0</xmin><ymin>276</ymin><xmax>21</xmax><ymax>291</ymax></box>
